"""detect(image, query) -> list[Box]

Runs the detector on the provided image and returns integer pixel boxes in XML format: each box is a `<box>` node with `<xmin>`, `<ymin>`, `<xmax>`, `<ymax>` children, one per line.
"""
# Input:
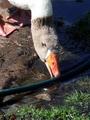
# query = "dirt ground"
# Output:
<box><xmin>0</xmin><ymin>26</ymin><xmax>50</xmax><ymax>88</ymax></box>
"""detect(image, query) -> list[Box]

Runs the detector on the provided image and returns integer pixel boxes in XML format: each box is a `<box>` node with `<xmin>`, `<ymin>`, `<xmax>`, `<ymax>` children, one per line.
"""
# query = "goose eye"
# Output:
<box><xmin>41</xmin><ymin>42</ymin><xmax>46</xmax><ymax>47</ymax></box>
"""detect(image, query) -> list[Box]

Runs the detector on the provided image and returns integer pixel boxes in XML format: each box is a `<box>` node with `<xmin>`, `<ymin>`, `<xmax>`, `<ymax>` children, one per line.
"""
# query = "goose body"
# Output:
<box><xmin>0</xmin><ymin>0</ymin><xmax>60</xmax><ymax>77</ymax></box>
<box><xmin>0</xmin><ymin>0</ymin><xmax>53</xmax><ymax>20</ymax></box>
<box><xmin>8</xmin><ymin>0</ymin><xmax>29</xmax><ymax>10</ymax></box>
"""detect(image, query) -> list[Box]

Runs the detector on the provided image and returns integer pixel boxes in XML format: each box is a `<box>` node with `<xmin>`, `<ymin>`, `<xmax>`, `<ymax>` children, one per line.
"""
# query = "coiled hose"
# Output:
<box><xmin>0</xmin><ymin>54</ymin><xmax>90</xmax><ymax>97</ymax></box>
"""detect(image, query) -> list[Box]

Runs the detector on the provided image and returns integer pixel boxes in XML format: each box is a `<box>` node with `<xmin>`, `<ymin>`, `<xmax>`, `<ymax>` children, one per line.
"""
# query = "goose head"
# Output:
<box><xmin>31</xmin><ymin>17</ymin><xmax>61</xmax><ymax>78</ymax></box>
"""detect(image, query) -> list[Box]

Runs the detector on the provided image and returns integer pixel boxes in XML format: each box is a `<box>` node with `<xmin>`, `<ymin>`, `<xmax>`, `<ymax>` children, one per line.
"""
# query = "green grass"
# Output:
<box><xmin>65</xmin><ymin>90</ymin><xmax>90</xmax><ymax>105</ymax></box>
<box><xmin>65</xmin><ymin>91</ymin><xmax>90</xmax><ymax>115</ymax></box>
<box><xmin>6</xmin><ymin>105</ymin><xmax>89</xmax><ymax>120</ymax></box>
<box><xmin>5</xmin><ymin>90</ymin><xmax>90</xmax><ymax>120</ymax></box>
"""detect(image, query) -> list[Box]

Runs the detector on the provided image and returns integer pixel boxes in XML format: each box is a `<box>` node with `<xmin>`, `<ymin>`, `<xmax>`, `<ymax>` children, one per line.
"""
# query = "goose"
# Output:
<box><xmin>0</xmin><ymin>0</ymin><xmax>61</xmax><ymax>78</ymax></box>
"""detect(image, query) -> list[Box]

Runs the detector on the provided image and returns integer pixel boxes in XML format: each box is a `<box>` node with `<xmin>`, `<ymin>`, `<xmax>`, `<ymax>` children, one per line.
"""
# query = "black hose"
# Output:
<box><xmin>0</xmin><ymin>55</ymin><xmax>90</xmax><ymax>97</ymax></box>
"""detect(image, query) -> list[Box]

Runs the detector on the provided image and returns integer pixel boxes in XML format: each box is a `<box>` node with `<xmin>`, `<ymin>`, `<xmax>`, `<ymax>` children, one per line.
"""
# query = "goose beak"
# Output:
<box><xmin>45</xmin><ymin>52</ymin><xmax>61</xmax><ymax>78</ymax></box>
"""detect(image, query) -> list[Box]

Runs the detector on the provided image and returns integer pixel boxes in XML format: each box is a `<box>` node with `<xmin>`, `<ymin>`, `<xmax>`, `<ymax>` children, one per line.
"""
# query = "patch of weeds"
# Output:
<box><xmin>65</xmin><ymin>90</ymin><xmax>90</xmax><ymax>115</ymax></box>
<box><xmin>5</xmin><ymin>104</ymin><xmax>90</xmax><ymax>120</ymax></box>
<box><xmin>76</xmin><ymin>76</ymin><xmax>90</xmax><ymax>91</ymax></box>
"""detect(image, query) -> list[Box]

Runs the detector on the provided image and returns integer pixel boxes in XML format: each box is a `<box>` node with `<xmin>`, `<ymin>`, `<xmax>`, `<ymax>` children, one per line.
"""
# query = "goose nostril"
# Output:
<box><xmin>41</xmin><ymin>42</ymin><xmax>46</xmax><ymax>47</ymax></box>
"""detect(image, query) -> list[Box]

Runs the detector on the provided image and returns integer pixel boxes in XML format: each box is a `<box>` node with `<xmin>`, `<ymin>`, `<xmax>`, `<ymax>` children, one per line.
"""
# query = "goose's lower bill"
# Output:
<box><xmin>45</xmin><ymin>52</ymin><xmax>61</xmax><ymax>78</ymax></box>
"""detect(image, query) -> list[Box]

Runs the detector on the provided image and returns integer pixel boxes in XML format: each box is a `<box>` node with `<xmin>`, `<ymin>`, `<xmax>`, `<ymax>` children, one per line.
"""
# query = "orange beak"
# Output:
<box><xmin>45</xmin><ymin>52</ymin><xmax>61</xmax><ymax>78</ymax></box>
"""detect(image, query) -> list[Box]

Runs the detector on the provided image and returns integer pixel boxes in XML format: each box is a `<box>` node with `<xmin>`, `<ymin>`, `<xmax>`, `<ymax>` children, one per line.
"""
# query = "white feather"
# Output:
<box><xmin>30</xmin><ymin>0</ymin><xmax>53</xmax><ymax>20</ymax></box>
<box><xmin>7</xmin><ymin>0</ymin><xmax>53</xmax><ymax>20</ymax></box>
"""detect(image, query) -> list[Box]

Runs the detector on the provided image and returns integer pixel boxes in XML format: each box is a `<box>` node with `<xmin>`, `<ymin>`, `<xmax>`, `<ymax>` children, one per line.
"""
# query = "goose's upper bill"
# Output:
<box><xmin>0</xmin><ymin>0</ymin><xmax>61</xmax><ymax>78</ymax></box>
<box><xmin>45</xmin><ymin>50</ymin><xmax>61</xmax><ymax>77</ymax></box>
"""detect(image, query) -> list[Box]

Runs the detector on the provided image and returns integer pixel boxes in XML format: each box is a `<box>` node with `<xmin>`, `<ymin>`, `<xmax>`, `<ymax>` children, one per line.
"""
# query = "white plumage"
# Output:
<box><xmin>0</xmin><ymin>0</ymin><xmax>53</xmax><ymax>20</ymax></box>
